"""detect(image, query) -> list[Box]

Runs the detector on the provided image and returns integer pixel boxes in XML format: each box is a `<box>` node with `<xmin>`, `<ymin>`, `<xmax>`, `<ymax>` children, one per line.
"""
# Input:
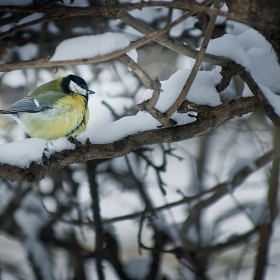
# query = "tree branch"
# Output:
<box><xmin>165</xmin><ymin>0</ymin><xmax>220</xmax><ymax>119</ymax></box>
<box><xmin>0</xmin><ymin>8</ymin><xmax>201</xmax><ymax>73</ymax></box>
<box><xmin>0</xmin><ymin>97</ymin><xmax>264</xmax><ymax>182</ymax></box>
<box><xmin>107</xmin><ymin>0</ymin><xmax>234</xmax><ymax>67</ymax></box>
<box><xmin>0</xmin><ymin>14</ymin><xmax>70</xmax><ymax>41</ymax></box>
<box><xmin>120</xmin><ymin>54</ymin><xmax>160</xmax><ymax>90</ymax></box>
<box><xmin>0</xmin><ymin>2</ymin><xmax>248</xmax><ymax>24</ymax></box>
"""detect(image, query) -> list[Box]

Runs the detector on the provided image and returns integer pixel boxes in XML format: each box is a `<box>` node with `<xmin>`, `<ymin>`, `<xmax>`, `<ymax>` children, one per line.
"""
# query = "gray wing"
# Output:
<box><xmin>0</xmin><ymin>97</ymin><xmax>52</xmax><ymax>115</ymax></box>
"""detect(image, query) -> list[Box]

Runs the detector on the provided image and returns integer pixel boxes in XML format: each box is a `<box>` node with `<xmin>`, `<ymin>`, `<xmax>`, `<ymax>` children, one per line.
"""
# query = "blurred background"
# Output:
<box><xmin>0</xmin><ymin>1</ymin><xmax>279</xmax><ymax>279</ymax></box>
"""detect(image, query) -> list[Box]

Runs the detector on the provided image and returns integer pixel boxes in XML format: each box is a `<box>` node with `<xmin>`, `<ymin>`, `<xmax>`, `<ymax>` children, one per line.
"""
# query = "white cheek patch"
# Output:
<box><xmin>34</xmin><ymin>99</ymin><xmax>40</xmax><ymax>107</ymax></box>
<box><xmin>69</xmin><ymin>80</ymin><xmax>87</xmax><ymax>96</ymax></box>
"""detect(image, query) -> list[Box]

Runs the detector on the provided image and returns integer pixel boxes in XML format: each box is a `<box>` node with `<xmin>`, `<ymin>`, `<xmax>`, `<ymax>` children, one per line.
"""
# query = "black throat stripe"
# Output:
<box><xmin>66</xmin><ymin>110</ymin><xmax>87</xmax><ymax>137</ymax></box>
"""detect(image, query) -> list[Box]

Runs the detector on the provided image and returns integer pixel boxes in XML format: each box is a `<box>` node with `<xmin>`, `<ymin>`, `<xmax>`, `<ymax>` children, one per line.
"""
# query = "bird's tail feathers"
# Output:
<box><xmin>0</xmin><ymin>110</ymin><xmax>16</xmax><ymax>115</ymax></box>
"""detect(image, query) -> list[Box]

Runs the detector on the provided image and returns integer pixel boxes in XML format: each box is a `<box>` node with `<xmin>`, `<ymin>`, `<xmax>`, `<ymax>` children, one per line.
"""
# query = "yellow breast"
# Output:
<box><xmin>20</xmin><ymin>94</ymin><xmax>89</xmax><ymax>140</ymax></box>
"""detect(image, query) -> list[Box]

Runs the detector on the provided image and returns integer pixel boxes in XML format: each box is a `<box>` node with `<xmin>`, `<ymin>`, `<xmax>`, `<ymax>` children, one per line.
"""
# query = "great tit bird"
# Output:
<box><xmin>0</xmin><ymin>74</ymin><xmax>95</xmax><ymax>140</ymax></box>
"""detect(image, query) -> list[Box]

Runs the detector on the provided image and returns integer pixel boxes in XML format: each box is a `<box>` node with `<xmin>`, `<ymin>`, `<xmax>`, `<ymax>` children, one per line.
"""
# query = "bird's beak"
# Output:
<box><xmin>87</xmin><ymin>90</ymin><xmax>95</xmax><ymax>95</ymax></box>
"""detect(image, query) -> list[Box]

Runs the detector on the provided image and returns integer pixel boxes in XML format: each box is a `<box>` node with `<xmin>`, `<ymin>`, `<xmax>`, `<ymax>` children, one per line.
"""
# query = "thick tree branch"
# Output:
<box><xmin>0</xmin><ymin>97</ymin><xmax>265</xmax><ymax>182</ymax></box>
<box><xmin>0</xmin><ymin>3</ymin><xmax>248</xmax><ymax>24</ymax></box>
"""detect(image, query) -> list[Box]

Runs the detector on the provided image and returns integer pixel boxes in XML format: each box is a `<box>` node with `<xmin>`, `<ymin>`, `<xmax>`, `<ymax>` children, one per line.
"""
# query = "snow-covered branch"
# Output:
<box><xmin>0</xmin><ymin>97</ymin><xmax>261</xmax><ymax>182</ymax></box>
<box><xmin>1</xmin><ymin>0</ymin><xmax>280</xmax><ymax>278</ymax></box>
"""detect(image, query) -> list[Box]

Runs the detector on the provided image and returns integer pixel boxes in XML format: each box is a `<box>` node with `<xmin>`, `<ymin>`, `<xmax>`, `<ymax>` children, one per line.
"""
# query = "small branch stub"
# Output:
<box><xmin>137</xmin><ymin>100</ymin><xmax>177</xmax><ymax>128</ymax></box>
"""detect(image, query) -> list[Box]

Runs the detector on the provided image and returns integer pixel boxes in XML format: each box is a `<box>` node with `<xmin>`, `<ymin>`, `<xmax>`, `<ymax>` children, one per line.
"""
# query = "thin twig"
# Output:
<box><xmin>124</xmin><ymin>155</ymin><xmax>156</xmax><ymax>216</ymax></box>
<box><xmin>181</xmin><ymin>143</ymin><xmax>280</xmax><ymax>239</ymax></box>
<box><xmin>0</xmin><ymin>9</ymin><xmax>202</xmax><ymax>73</ymax></box>
<box><xmin>54</xmin><ymin>144</ymin><xmax>280</xmax><ymax>228</ymax></box>
<box><xmin>109</xmin><ymin>0</ymin><xmax>233</xmax><ymax>67</ymax></box>
<box><xmin>120</xmin><ymin>54</ymin><xmax>160</xmax><ymax>90</ymax></box>
<box><xmin>146</xmin><ymin>80</ymin><xmax>161</xmax><ymax>109</ymax></box>
<box><xmin>165</xmin><ymin>0</ymin><xmax>221</xmax><ymax>118</ymax></box>
<box><xmin>0</xmin><ymin>14</ymin><xmax>69</xmax><ymax>41</ymax></box>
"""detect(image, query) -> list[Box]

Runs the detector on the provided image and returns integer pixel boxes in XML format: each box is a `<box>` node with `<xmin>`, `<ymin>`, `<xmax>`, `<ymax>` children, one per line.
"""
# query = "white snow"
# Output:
<box><xmin>51</xmin><ymin>33</ymin><xmax>132</xmax><ymax>61</ymax></box>
<box><xmin>206</xmin><ymin>34</ymin><xmax>250</xmax><ymax>68</ymax></box>
<box><xmin>260</xmin><ymin>85</ymin><xmax>280</xmax><ymax>116</ymax></box>
<box><xmin>247</xmin><ymin>47</ymin><xmax>280</xmax><ymax>94</ymax></box>
<box><xmin>0</xmin><ymin>27</ymin><xmax>279</xmax><ymax>174</ymax></box>
<box><xmin>78</xmin><ymin>67</ymin><xmax>213</xmax><ymax>144</ymax></box>
<box><xmin>142</xmin><ymin>69</ymin><xmax>222</xmax><ymax>111</ymax></box>
<box><xmin>206</xmin><ymin>29</ymin><xmax>280</xmax><ymax>87</ymax></box>
<box><xmin>2</xmin><ymin>70</ymin><xmax>27</xmax><ymax>88</ymax></box>
<box><xmin>0</xmin><ymin>137</ymin><xmax>75</xmax><ymax>168</ymax></box>
<box><xmin>1</xmin><ymin>14</ymin><xmax>280</xmax><ymax>280</ymax></box>
<box><xmin>82</xmin><ymin>111</ymin><xmax>161</xmax><ymax>144</ymax></box>
<box><xmin>206</xmin><ymin>28</ymin><xmax>280</xmax><ymax>114</ymax></box>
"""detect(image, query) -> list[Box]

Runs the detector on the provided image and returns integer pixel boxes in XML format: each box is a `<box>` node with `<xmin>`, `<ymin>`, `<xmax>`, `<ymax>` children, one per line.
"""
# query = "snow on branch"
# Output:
<box><xmin>1</xmin><ymin>0</ymin><xmax>280</xmax><ymax>183</ymax></box>
<box><xmin>0</xmin><ymin>1</ymin><xmax>234</xmax><ymax>73</ymax></box>
<box><xmin>0</xmin><ymin>97</ymin><xmax>261</xmax><ymax>182</ymax></box>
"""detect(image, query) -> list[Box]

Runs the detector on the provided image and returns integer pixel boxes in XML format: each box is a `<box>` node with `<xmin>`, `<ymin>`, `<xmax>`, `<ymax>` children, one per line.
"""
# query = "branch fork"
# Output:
<box><xmin>137</xmin><ymin>82</ymin><xmax>177</xmax><ymax>128</ymax></box>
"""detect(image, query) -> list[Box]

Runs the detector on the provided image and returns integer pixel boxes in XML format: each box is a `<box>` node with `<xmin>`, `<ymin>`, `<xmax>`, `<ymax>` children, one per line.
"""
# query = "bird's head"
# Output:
<box><xmin>61</xmin><ymin>74</ymin><xmax>95</xmax><ymax>97</ymax></box>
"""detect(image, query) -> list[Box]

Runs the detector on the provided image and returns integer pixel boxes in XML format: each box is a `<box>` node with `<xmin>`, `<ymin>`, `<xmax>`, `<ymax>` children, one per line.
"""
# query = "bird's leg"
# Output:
<box><xmin>42</xmin><ymin>152</ymin><xmax>49</xmax><ymax>165</ymax></box>
<box><xmin>42</xmin><ymin>142</ymin><xmax>52</xmax><ymax>165</ymax></box>
<box><xmin>68</xmin><ymin>136</ymin><xmax>78</xmax><ymax>145</ymax></box>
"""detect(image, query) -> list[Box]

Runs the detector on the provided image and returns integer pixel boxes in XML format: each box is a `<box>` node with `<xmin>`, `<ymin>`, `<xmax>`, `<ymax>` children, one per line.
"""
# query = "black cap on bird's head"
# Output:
<box><xmin>61</xmin><ymin>74</ymin><xmax>95</xmax><ymax>97</ymax></box>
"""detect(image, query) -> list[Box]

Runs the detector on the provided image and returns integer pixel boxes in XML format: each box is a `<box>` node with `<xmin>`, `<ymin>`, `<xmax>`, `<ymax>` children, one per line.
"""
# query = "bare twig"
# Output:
<box><xmin>108</xmin><ymin>0</ymin><xmax>233</xmax><ymax>67</ymax></box>
<box><xmin>124</xmin><ymin>155</ymin><xmax>156</xmax><ymax>216</ymax></box>
<box><xmin>120</xmin><ymin>54</ymin><xmax>160</xmax><ymax>90</ymax></box>
<box><xmin>0</xmin><ymin>9</ymin><xmax>202</xmax><ymax>73</ymax></box>
<box><xmin>0</xmin><ymin>14</ymin><xmax>69</xmax><ymax>41</ymax></box>
<box><xmin>181</xmin><ymin>142</ymin><xmax>280</xmax><ymax>241</ymax></box>
<box><xmin>165</xmin><ymin>0</ymin><xmax>221</xmax><ymax>118</ymax></box>
<box><xmin>145</xmin><ymin>79</ymin><xmax>161</xmax><ymax>109</ymax></box>
<box><xmin>49</xmin><ymin>142</ymin><xmax>279</xmax><ymax>228</ymax></box>
<box><xmin>137</xmin><ymin>0</ymin><xmax>222</xmax><ymax>127</ymax></box>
